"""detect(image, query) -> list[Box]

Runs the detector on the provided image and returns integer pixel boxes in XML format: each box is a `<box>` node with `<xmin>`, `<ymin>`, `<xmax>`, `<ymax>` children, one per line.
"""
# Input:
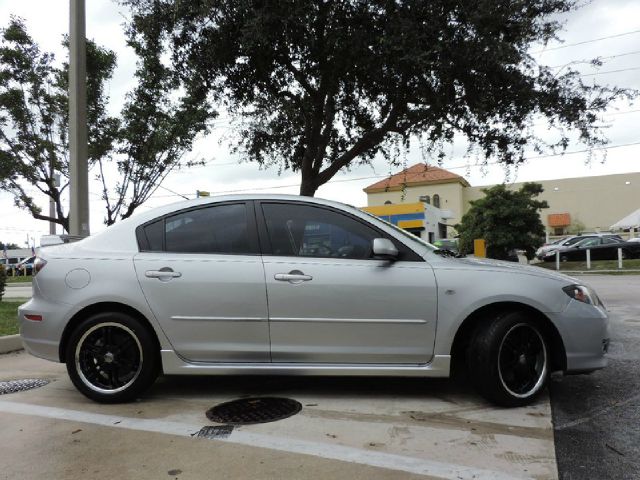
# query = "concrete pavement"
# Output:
<box><xmin>0</xmin><ymin>350</ymin><xmax>557</xmax><ymax>479</ymax></box>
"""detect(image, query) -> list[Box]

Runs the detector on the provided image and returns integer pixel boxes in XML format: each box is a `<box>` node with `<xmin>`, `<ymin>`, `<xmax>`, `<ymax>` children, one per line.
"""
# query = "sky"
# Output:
<box><xmin>1</xmin><ymin>0</ymin><xmax>639</xmax><ymax>247</ymax></box>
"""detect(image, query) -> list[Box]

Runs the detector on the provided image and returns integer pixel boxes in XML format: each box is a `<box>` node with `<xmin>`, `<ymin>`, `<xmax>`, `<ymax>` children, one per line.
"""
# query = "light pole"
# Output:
<box><xmin>69</xmin><ymin>0</ymin><xmax>90</xmax><ymax>237</ymax></box>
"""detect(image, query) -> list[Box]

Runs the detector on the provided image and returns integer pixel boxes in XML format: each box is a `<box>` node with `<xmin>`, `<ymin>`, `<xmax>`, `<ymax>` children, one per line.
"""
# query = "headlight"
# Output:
<box><xmin>562</xmin><ymin>285</ymin><xmax>602</xmax><ymax>306</ymax></box>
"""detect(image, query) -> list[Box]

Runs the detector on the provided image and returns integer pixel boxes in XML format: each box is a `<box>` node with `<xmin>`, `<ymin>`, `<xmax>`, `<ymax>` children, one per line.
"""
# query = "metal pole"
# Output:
<box><xmin>586</xmin><ymin>249</ymin><xmax>591</xmax><ymax>270</ymax></box>
<box><xmin>618</xmin><ymin>248</ymin><xmax>623</xmax><ymax>269</ymax></box>
<box><xmin>69</xmin><ymin>0</ymin><xmax>90</xmax><ymax>237</ymax></box>
<box><xmin>555</xmin><ymin>250</ymin><xmax>560</xmax><ymax>271</ymax></box>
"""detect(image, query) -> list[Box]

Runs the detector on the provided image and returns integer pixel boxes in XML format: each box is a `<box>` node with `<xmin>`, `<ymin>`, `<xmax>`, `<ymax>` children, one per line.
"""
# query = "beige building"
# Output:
<box><xmin>364</xmin><ymin>163</ymin><xmax>640</xmax><ymax>236</ymax></box>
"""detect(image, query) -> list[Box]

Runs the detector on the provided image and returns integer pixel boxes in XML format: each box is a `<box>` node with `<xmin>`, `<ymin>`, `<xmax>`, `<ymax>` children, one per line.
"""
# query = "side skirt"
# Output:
<box><xmin>160</xmin><ymin>350</ymin><xmax>451</xmax><ymax>377</ymax></box>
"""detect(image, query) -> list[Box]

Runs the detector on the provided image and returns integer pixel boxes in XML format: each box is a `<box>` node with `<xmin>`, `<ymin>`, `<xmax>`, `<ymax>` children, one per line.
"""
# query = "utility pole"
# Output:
<box><xmin>69</xmin><ymin>0</ymin><xmax>90</xmax><ymax>237</ymax></box>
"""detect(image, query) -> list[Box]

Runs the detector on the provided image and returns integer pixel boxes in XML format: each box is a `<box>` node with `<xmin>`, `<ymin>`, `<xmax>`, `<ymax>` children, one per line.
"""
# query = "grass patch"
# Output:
<box><xmin>535</xmin><ymin>258</ymin><xmax>640</xmax><ymax>273</ymax></box>
<box><xmin>0</xmin><ymin>300</ymin><xmax>24</xmax><ymax>336</ymax></box>
<box><xmin>6</xmin><ymin>275</ymin><xmax>32</xmax><ymax>283</ymax></box>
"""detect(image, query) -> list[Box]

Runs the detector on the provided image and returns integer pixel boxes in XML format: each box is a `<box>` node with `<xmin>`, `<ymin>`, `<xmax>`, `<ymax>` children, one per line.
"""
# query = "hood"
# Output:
<box><xmin>450</xmin><ymin>256</ymin><xmax>580</xmax><ymax>283</ymax></box>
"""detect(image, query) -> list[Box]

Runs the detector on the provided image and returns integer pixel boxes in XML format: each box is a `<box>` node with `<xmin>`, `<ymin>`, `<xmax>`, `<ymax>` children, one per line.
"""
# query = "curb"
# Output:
<box><xmin>0</xmin><ymin>335</ymin><xmax>23</xmax><ymax>354</ymax></box>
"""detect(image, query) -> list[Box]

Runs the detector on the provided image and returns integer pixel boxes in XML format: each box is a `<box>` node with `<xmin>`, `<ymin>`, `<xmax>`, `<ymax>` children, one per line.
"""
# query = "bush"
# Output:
<box><xmin>0</xmin><ymin>265</ymin><xmax>5</xmax><ymax>301</ymax></box>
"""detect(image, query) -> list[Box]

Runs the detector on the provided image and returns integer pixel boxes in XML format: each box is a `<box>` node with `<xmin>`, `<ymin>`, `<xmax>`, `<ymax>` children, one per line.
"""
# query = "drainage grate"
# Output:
<box><xmin>206</xmin><ymin>397</ymin><xmax>302</xmax><ymax>425</ymax></box>
<box><xmin>195</xmin><ymin>425</ymin><xmax>235</xmax><ymax>439</ymax></box>
<box><xmin>0</xmin><ymin>378</ymin><xmax>50</xmax><ymax>395</ymax></box>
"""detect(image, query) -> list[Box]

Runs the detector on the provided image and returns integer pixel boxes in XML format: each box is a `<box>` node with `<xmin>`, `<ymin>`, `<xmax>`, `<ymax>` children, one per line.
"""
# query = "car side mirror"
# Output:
<box><xmin>372</xmin><ymin>238</ymin><xmax>399</xmax><ymax>260</ymax></box>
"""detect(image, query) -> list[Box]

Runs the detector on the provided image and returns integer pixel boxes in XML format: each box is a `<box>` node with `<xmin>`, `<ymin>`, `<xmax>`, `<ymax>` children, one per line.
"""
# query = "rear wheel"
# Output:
<box><xmin>467</xmin><ymin>311</ymin><xmax>549</xmax><ymax>407</ymax></box>
<box><xmin>65</xmin><ymin>312</ymin><xmax>159</xmax><ymax>403</ymax></box>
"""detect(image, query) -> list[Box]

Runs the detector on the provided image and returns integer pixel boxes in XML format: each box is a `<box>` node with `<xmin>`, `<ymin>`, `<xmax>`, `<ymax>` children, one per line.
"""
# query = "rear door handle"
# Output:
<box><xmin>274</xmin><ymin>270</ymin><xmax>312</xmax><ymax>283</ymax></box>
<box><xmin>145</xmin><ymin>267</ymin><xmax>182</xmax><ymax>280</ymax></box>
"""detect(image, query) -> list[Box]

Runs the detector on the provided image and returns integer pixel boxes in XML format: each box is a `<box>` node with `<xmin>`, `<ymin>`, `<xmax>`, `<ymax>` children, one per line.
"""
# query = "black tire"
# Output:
<box><xmin>560</xmin><ymin>254</ymin><xmax>569</xmax><ymax>262</ymax></box>
<box><xmin>65</xmin><ymin>312</ymin><xmax>159</xmax><ymax>403</ymax></box>
<box><xmin>467</xmin><ymin>311</ymin><xmax>549</xmax><ymax>407</ymax></box>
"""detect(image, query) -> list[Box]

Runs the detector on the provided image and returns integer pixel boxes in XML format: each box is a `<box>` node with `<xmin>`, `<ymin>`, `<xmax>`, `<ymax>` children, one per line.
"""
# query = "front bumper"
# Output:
<box><xmin>549</xmin><ymin>299</ymin><xmax>610</xmax><ymax>373</ymax></box>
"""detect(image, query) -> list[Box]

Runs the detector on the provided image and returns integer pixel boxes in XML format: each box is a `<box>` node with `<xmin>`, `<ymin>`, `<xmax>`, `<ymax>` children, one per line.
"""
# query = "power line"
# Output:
<box><xmin>581</xmin><ymin>66</ymin><xmax>640</xmax><ymax>77</ymax></box>
<box><xmin>148</xmin><ymin>140</ymin><xmax>640</xmax><ymax>198</ymax></box>
<box><xmin>549</xmin><ymin>50</ymin><xmax>640</xmax><ymax>69</ymax></box>
<box><xmin>533</xmin><ymin>29</ymin><xmax>640</xmax><ymax>54</ymax></box>
<box><xmin>157</xmin><ymin>184</ymin><xmax>190</xmax><ymax>200</ymax></box>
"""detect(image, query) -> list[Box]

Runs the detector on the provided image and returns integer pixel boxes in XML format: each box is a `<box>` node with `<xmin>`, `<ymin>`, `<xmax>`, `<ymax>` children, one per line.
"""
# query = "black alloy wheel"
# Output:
<box><xmin>66</xmin><ymin>312</ymin><xmax>159</xmax><ymax>403</ymax></box>
<box><xmin>76</xmin><ymin>323</ymin><xmax>142</xmax><ymax>392</ymax></box>
<box><xmin>467</xmin><ymin>311</ymin><xmax>550</xmax><ymax>407</ymax></box>
<box><xmin>497</xmin><ymin>323</ymin><xmax>547</xmax><ymax>399</ymax></box>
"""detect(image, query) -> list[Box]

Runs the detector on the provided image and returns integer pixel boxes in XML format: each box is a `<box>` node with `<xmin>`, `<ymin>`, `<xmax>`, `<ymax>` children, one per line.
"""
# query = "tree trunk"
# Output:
<box><xmin>299</xmin><ymin>177</ymin><xmax>318</xmax><ymax>197</ymax></box>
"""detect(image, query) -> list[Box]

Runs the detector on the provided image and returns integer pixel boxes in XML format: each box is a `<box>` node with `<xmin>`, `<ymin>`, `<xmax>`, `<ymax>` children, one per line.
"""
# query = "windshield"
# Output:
<box><xmin>553</xmin><ymin>237</ymin><xmax>570</xmax><ymax>245</ymax></box>
<box><xmin>565</xmin><ymin>236</ymin><xmax>589</xmax><ymax>246</ymax></box>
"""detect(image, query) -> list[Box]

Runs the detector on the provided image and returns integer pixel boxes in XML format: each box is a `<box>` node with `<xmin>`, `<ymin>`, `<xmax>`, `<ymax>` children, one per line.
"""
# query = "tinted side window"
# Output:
<box><xmin>566</xmin><ymin>236</ymin><xmax>588</xmax><ymax>246</ymax></box>
<box><xmin>144</xmin><ymin>219</ymin><xmax>164</xmax><ymax>251</ymax></box>
<box><xmin>164</xmin><ymin>203</ymin><xmax>254</xmax><ymax>254</ymax></box>
<box><xmin>261</xmin><ymin>203</ymin><xmax>380</xmax><ymax>259</ymax></box>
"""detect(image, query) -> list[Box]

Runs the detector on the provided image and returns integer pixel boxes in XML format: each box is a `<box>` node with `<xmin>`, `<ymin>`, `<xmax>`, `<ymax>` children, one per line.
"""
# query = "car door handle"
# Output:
<box><xmin>145</xmin><ymin>268</ymin><xmax>182</xmax><ymax>279</ymax></box>
<box><xmin>274</xmin><ymin>271</ymin><xmax>313</xmax><ymax>283</ymax></box>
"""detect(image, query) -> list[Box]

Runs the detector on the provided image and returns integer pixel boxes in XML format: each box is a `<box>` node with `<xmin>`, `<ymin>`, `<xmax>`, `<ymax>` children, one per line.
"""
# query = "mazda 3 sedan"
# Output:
<box><xmin>18</xmin><ymin>195</ymin><xmax>609</xmax><ymax>406</ymax></box>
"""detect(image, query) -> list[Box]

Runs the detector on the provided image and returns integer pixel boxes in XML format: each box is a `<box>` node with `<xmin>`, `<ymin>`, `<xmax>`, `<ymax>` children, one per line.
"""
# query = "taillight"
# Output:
<box><xmin>34</xmin><ymin>257</ymin><xmax>47</xmax><ymax>276</ymax></box>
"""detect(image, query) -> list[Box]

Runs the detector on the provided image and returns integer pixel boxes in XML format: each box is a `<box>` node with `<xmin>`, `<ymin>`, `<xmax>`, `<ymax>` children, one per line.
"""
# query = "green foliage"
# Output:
<box><xmin>0</xmin><ymin>17</ymin><xmax>118</xmax><ymax>231</ymax></box>
<box><xmin>568</xmin><ymin>219</ymin><xmax>586</xmax><ymax>235</ymax></box>
<box><xmin>124</xmin><ymin>0</ymin><xmax>632</xmax><ymax>196</ymax></box>
<box><xmin>0</xmin><ymin>265</ymin><xmax>5</xmax><ymax>301</ymax></box>
<box><xmin>0</xmin><ymin>300</ymin><xmax>21</xmax><ymax>335</ymax></box>
<box><xmin>456</xmin><ymin>182</ymin><xmax>548</xmax><ymax>260</ymax></box>
<box><xmin>0</xmin><ymin>17</ymin><xmax>215</xmax><ymax>229</ymax></box>
<box><xmin>0</xmin><ymin>241</ymin><xmax>19</xmax><ymax>250</ymax></box>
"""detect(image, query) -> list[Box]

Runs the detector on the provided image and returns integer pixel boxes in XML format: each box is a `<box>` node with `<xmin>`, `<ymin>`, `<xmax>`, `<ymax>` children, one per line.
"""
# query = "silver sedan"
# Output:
<box><xmin>18</xmin><ymin>195</ymin><xmax>609</xmax><ymax>406</ymax></box>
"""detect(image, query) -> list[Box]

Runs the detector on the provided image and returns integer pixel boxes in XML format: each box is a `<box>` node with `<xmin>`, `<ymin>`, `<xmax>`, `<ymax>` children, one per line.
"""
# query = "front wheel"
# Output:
<box><xmin>467</xmin><ymin>312</ymin><xmax>549</xmax><ymax>407</ymax></box>
<box><xmin>65</xmin><ymin>312</ymin><xmax>159</xmax><ymax>403</ymax></box>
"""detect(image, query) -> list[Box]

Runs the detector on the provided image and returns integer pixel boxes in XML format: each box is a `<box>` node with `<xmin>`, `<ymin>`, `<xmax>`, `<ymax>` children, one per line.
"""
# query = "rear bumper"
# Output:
<box><xmin>18</xmin><ymin>297</ymin><xmax>70</xmax><ymax>362</ymax></box>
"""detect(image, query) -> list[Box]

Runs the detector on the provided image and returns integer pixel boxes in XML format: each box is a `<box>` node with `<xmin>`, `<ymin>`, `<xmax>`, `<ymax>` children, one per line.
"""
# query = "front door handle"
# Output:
<box><xmin>274</xmin><ymin>270</ymin><xmax>312</xmax><ymax>284</ymax></box>
<box><xmin>145</xmin><ymin>267</ymin><xmax>182</xmax><ymax>280</ymax></box>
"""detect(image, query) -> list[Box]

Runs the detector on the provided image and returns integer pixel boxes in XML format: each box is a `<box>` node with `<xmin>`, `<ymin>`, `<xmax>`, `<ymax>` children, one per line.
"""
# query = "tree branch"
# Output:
<box><xmin>317</xmin><ymin>103</ymin><xmax>405</xmax><ymax>185</ymax></box>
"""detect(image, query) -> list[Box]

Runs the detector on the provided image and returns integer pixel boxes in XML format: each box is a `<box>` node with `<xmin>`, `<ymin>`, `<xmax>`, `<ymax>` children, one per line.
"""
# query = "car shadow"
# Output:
<box><xmin>147</xmin><ymin>373</ymin><xmax>480</xmax><ymax>406</ymax></box>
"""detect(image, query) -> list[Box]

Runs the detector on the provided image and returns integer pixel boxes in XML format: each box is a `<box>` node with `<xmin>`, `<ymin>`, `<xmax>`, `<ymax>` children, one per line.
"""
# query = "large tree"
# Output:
<box><xmin>125</xmin><ymin>0</ymin><xmax>631</xmax><ymax>196</ymax></box>
<box><xmin>456</xmin><ymin>182</ymin><xmax>548</xmax><ymax>260</ymax></box>
<box><xmin>0</xmin><ymin>17</ymin><xmax>214</xmax><ymax>231</ymax></box>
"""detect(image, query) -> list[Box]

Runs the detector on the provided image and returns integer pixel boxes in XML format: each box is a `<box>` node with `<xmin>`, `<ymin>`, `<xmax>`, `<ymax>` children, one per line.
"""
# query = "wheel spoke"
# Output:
<box><xmin>109</xmin><ymin>365</ymin><xmax>119</xmax><ymax>388</ymax></box>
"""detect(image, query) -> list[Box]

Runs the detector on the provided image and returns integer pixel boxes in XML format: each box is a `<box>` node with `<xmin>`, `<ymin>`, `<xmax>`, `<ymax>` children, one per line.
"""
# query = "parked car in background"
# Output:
<box><xmin>542</xmin><ymin>236</ymin><xmax>640</xmax><ymax>262</ymax></box>
<box><xmin>19</xmin><ymin>195</ymin><xmax>610</xmax><ymax>407</ymax></box>
<box><xmin>536</xmin><ymin>236</ymin><xmax>577</xmax><ymax>259</ymax></box>
<box><xmin>0</xmin><ymin>257</ymin><xmax>24</xmax><ymax>276</ymax></box>
<box><xmin>432</xmin><ymin>238</ymin><xmax>459</xmax><ymax>255</ymax></box>
<box><xmin>15</xmin><ymin>256</ymin><xmax>36</xmax><ymax>276</ymax></box>
<box><xmin>537</xmin><ymin>234</ymin><xmax>622</xmax><ymax>260</ymax></box>
<box><xmin>628</xmin><ymin>237</ymin><xmax>640</xmax><ymax>243</ymax></box>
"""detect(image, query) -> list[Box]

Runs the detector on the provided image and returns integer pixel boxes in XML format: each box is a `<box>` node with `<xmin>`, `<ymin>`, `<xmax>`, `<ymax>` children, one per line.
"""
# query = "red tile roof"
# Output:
<box><xmin>363</xmin><ymin>163</ymin><xmax>470</xmax><ymax>192</ymax></box>
<box><xmin>548</xmin><ymin>213</ymin><xmax>571</xmax><ymax>227</ymax></box>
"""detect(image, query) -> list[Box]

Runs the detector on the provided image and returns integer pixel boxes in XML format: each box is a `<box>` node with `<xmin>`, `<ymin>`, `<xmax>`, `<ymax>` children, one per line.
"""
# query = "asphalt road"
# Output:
<box><xmin>550</xmin><ymin>275</ymin><xmax>640</xmax><ymax>480</ymax></box>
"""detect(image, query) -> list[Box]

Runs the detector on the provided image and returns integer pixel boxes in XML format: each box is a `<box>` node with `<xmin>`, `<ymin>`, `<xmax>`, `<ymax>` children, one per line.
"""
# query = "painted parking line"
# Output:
<box><xmin>0</xmin><ymin>399</ymin><xmax>529</xmax><ymax>480</ymax></box>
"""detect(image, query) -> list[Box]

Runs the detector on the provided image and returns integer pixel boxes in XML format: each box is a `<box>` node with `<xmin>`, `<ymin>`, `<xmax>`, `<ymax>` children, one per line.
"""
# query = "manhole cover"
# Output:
<box><xmin>0</xmin><ymin>378</ymin><xmax>49</xmax><ymax>395</ymax></box>
<box><xmin>206</xmin><ymin>397</ymin><xmax>302</xmax><ymax>425</ymax></box>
